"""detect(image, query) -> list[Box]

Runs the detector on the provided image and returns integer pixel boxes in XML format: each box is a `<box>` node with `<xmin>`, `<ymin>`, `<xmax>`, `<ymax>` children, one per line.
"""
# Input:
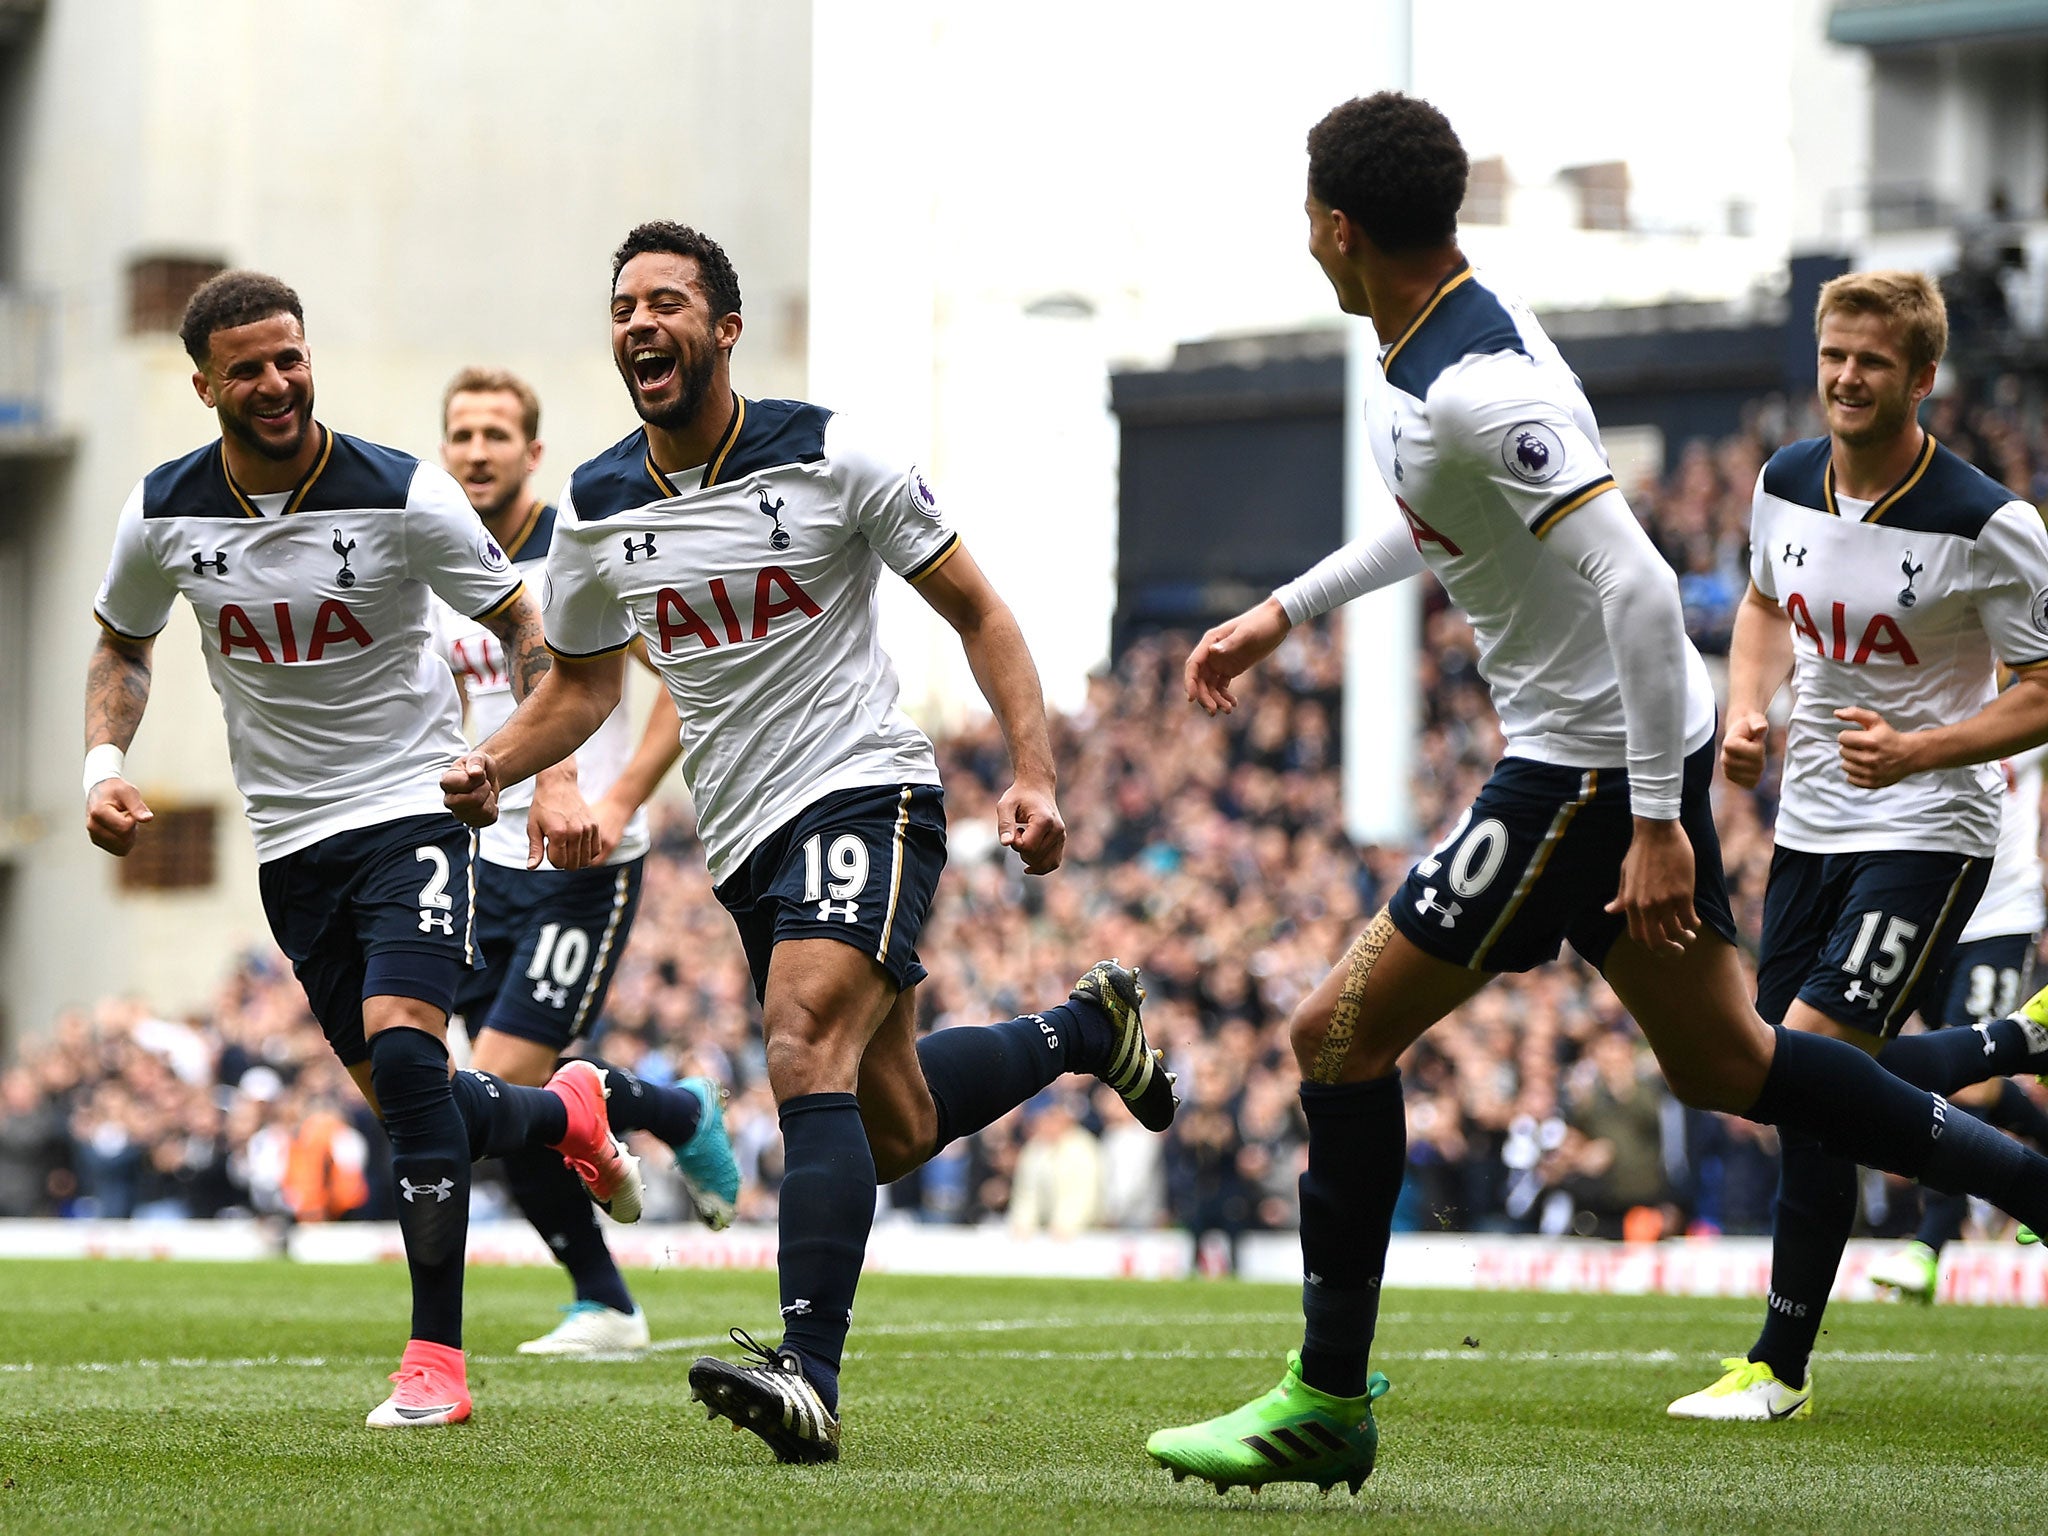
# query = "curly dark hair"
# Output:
<box><xmin>178</xmin><ymin>270</ymin><xmax>304</xmax><ymax>366</ymax></box>
<box><xmin>1306</xmin><ymin>93</ymin><xmax>1467</xmax><ymax>254</ymax></box>
<box><xmin>610</xmin><ymin>222</ymin><xmax>742</xmax><ymax>319</ymax></box>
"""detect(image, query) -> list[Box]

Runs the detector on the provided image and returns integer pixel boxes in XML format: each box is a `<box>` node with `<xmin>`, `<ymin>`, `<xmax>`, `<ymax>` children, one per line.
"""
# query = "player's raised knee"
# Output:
<box><xmin>1288</xmin><ymin>1001</ymin><xmax>1336</xmax><ymax>1077</ymax></box>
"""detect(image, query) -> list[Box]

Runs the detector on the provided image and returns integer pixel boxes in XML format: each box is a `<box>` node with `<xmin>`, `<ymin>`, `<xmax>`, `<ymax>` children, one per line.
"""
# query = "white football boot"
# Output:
<box><xmin>1667</xmin><ymin>1357</ymin><xmax>1812</xmax><ymax>1421</ymax></box>
<box><xmin>517</xmin><ymin>1301</ymin><xmax>651</xmax><ymax>1356</ymax></box>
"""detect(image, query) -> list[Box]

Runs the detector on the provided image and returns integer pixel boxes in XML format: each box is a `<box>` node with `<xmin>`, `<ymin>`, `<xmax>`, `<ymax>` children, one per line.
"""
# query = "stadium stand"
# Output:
<box><xmin>11</xmin><ymin>389</ymin><xmax>2046</xmax><ymax>1252</ymax></box>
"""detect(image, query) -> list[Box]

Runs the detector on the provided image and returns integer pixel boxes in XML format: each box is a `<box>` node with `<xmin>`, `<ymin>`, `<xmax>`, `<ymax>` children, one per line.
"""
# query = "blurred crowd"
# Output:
<box><xmin>8</xmin><ymin>385</ymin><xmax>2047</xmax><ymax>1250</ymax></box>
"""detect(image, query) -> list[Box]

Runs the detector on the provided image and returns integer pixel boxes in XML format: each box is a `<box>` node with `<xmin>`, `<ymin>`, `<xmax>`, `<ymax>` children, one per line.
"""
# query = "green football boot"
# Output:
<box><xmin>1867</xmin><ymin>1239</ymin><xmax>1938</xmax><ymax>1302</ymax></box>
<box><xmin>1146</xmin><ymin>1353</ymin><xmax>1390</xmax><ymax>1495</ymax></box>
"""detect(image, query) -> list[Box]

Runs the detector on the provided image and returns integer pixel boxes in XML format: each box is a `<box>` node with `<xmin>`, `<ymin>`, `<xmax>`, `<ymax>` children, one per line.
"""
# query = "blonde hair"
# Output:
<box><xmin>1814</xmin><ymin>269</ymin><xmax>1949</xmax><ymax>374</ymax></box>
<box><xmin>442</xmin><ymin>366</ymin><xmax>540</xmax><ymax>441</ymax></box>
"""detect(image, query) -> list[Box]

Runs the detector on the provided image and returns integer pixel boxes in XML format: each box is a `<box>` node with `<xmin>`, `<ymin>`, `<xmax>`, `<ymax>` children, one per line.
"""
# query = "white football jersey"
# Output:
<box><xmin>1749</xmin><ymin>437</ymin><xmax>2048</xmax><ymax>857</ymax></box>
<box><xmin>542</xmin><ymin>396</ymin><xmax>951</xmax><ymax>883</ymax></box>
<box><xmin>1960</xmin><ymin>746</ymin><xmax>2046</xmax><ymax>942</ymax></box>
<box><xmin>94</xmin><ymin>426</ymin><xmax>524</xmax><ymax>860</ymax></box>
<box><xmin>1365</xmin><ymin>264</ymin><xmax>1717</xmax><ymax>770</ymax></box>
<box><xmin>434</xmin><ymin>501</ymin><xmax>650</xmax><ymax>871</ymax></box>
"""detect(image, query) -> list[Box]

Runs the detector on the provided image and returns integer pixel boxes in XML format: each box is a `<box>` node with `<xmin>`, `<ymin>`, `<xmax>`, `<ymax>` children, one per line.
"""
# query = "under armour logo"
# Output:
<box><xmin>332</xmin><ymin>530</ymin><xmax>357</xmax><ymax>589</ymax></box>
<box><xmin>623</xmin><ymin>533</ymin><xmax>656</xmax><ymax>562</ymax></box>
<box><xmin>1899</xmin><ymin>552</ymin><xmax>1924</xmax><ymax>608</ymax></box>
<box><xmin>532</xmin><ymin>980</ymin><xmax>569</xmax><ymax>1008</ymax></box>
<box><xmin>418</xmin><ymin>910</ymin><xmax>454</xmax><ymax>935</ymax></box>
<box><xmin>191</xmin><ymin>550</ymin><xmax>229</xmax><ymax>576</ymax></box>
<box><xmin>816</xmin><ymin>899</ymin><xmax>860</xmax><ymax>923</ymax></box>
<box><xmin>1782</xmin><ymin>543</ymin><xmax>1806</xmax><ymax>567</ymax></box>
<box><xmin>1414</xmin><ymin>886</ymin><xmax>1462</xmax><ymax>928</ymax></box>
<box><xmin>758</xmin><ymin>491</ymin><xmax>791</xmax><ymax>550</ymax></box>
<box><xmin>400</xmin><ymin>1177</ymin><xmax>455</xmax><ymax>1203</ymax></box>
<box><xmin>1844</xmin><ymin>978</ymin><xmax>1885</xmax><ymax>1009</ymax></box>
<box><xmin>780</xmin><ymin>1299</ymin><xmax>813</xmax><ymax>1318</ymax></box>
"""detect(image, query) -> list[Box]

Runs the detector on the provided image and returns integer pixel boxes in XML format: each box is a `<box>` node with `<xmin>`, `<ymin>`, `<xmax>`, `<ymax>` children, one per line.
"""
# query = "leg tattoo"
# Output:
<box><xmin>1312</xmin><ymin>908</ymin><xmax>1394</xmax><ymax>1085</ymax></box>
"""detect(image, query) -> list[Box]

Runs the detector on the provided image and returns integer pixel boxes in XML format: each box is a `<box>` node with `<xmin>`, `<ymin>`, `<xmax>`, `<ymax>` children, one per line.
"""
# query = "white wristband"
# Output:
<box><xmin>84</xmin><ymin>743</ymin><xmax>126</xmax><ymax>797</ymax></box>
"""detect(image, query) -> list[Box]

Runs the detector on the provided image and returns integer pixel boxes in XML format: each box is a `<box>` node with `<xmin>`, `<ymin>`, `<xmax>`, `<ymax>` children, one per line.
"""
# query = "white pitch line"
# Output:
<box><xmin>828</xmin><ymin>1346</ymin><xmax>2027</xmax><ymax>1367</ymax></box>
<box><xmin>0</xmin><ymin>1311</ymin><xmax>2033</xmax><ymax>1379</ymax></box>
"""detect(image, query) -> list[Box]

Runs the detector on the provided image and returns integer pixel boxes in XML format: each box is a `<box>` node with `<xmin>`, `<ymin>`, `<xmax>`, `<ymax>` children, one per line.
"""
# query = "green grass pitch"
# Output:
<box><xmin>1</xmin><ymin>1259</ymin><xmax>2045</xmax><ymax>1534</ymax></box>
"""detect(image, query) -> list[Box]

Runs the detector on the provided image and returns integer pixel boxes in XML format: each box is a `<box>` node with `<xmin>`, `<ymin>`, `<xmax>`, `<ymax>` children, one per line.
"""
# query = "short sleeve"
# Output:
<box><xmin>1973</xmin><ymin>502</ymin><xmax>2048</xmax><ymax>668</ymax></box>
<box><xmin>542</xmin><ymin>483</ymin><xmax>633</xmax><ymax>659</ymax></box>
<box><xmin>1432</xmin><ymin>358</ymin><xmax>1617</xmax><ymax>539</ymax></box>
<box><xmin>404</xmin><ymin>463</ymin><xmax>526</xmax><ymax>620</ymax></box>
<box><xmin>1747</xmin><ymin>469</ymin><xmax>1778</xmax><ymax>601</ymax></box>
<box><xmin>826</xmin><ymin>415</ymin><xmax>960</xmax><ymax>582</ymax></box>
<box><xmin>94</xmin><ymin>480</ymin><xmax>177</xmax><ymax>640</ymax></box>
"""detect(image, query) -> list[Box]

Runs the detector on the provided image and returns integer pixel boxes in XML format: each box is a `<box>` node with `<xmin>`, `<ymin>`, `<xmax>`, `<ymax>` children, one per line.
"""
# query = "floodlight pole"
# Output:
<box><xmin>1339</xmin><ymin>327</ymin><xmax>1419</xmax><ymax>849</ymax></box>
<box><xmin>1338</xmin><ymin>0</ymin><xmax>1420</xmax><ymax>850</ymax></box>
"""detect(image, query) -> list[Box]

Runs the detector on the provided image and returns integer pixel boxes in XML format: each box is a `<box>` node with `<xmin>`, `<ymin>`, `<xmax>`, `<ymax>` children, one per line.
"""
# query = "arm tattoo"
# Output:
<box><xmin>84</xmin><ymin>634</ymin><xmax>153</xmax><ymax>751</ymax></box>
<box><xmin>484</xmin><ymin>598</ymin><xmax>552</xmax><ymax>703</ymax></box>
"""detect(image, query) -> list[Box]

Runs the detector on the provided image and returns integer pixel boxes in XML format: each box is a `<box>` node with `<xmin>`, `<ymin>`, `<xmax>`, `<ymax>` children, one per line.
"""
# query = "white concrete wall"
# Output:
<box><xmin>5</xmin><ymin>0</ymin><xmax>811</xmax><ymax>1041</ymax></box>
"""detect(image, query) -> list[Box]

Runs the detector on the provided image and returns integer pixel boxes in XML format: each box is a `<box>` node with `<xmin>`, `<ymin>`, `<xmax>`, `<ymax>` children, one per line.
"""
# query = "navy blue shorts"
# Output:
<box><xmin>714</xmin><ymin>783</ymin><xmax>946</xmax><ymax>1002</ymax></box>
<box><xmin>1917</xmin><ymin>930</ymin><xmax>2038</xmax><ymax>1030</ymax></box>
<box><xmin>1388</xmin><ymin>738</ymin><xmax>1736</xmax><ymax>974</ymax></box>
<box><xmin>455</xmin><ymin>856</ymin><xmax>645</xmax><ymax>1050</ymax></box>
<box><xmin>1755</xmin><ymin>847</ymin><xmax>1991</xmax><ymax>1037</ymax></box>
<box><xmin>257</xmin><ymin>812</ymin><xmax>474</xmax><ymax>1067</ymax></box>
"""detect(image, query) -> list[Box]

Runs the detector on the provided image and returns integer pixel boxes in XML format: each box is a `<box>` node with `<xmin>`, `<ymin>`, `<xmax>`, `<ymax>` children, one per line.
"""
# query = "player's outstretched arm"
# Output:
<box><xmin>442</xmin><ymin>653</ymin><xmax>621</xmax><ymax>859</ymax></box>
<box><xmin>83</xmin><ymin>631</ymin><xmax>157</xmax><ymax>856</ymax></box>
<box><xmin>1189</xmin><ymin>518</ymin><xmax>1425</xmax><ymax>716</ymax></box>
<box><xmin>587</xmin><ymin>640</ymin><xmax>684</xmax><ymax>861</ymax></box>
<box><xmin>1722</xmin><ymin>582</ymin><xmax>1791</xmax><ymax>790</ymax></box>
<box><xmin>1836</xmin><ymin>667</ymin><xmax>2048</xmax><ymax>790</ymax></box>
<box><xmin>478</xmin><ymin>589</ymin><xmax>600</xmax><ymax>868</ymax></box>
<box><xmin>912</xmin><ymin>543</ymin><xmax>1065</xmax><ymax>875</ymax></box>
<box><xmin>443</xmin><ymin>588</ymin><xmax>618</xmax><ymax>868</ymax></box>
<box><xmin>1186</xmin><ymin>599</ymin><xmax>1291</xmax><ymax>717</ymax></box>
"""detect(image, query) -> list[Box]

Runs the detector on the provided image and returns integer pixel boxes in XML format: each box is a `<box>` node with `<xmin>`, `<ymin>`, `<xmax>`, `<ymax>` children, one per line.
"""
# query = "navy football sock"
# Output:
<box><xmin>502</xmin><ymin>1145</ymin><xmax>636</xmax><ymax>1315</ymax></box>
<box><xmin>775</xmin><ymin>1093</ymin><xmax>875</xmax><ymax>1413</ymax></box>
<box><xmin>1878</xmin><ymin>1018</ymin><xmax>2041</xmax><ymax>1094</ymax></box>
<box><xmin>1743</xmin><ymin>1026</ymin><xmax>2048</xmax><ymax>1231</ymax></box>
<box><xmin>1748</xmin><ymin>1131</ymin><xmax>1854</xmax><ymax>1388</ymax></box>
<box><xmin>1296</xmin><ymin>1073</ymin><xmax>1405</xmax><ymax>1399</ymax></box>
<box><xmin>580</xmin><ymin>1058</ymin><xmax>703</xmax><ymax>1147</ymax></box>
<box><xmin>368</xmin><ymin>1027</ymin><xmax>472</xmax><ymax>1349</ymax></box>
<box><xmin>1984</xmin><ymin>1078</ymin><xmax>2048</xmax><ymax>1148</ymax></box>
<box><xmin>917</xmin><ymin>1004</ymin><xmax>1089</xmax><ymax>1152</ymax></box>
<box><xmin>447</xmin><ymin>1068</ymin><xmax>568</xmax><ymax>1159</ymax></box>
<box><xmin>1911</xmin><ymin>1085</ymin><xmax>2048</xmax><ymax>1250</ymax></box>
<box><xmin>1916</xmin><ymin>1190</ymin><xmax>1970</xmax><ymax>1253</ymax></box>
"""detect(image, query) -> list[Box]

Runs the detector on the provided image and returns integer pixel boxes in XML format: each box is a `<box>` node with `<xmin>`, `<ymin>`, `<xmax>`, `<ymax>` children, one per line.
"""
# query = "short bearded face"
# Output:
<box><xmin>201</xmin><ymin>313</ymin><xmax>315</xmax><ymax>462</ymax></box>
<box><xmin>1818</xmin><ymin>309</ymin><xmax>1929</xmax><ymax>450</ymax></box>
<box><xmin>611</xmin><ymin>252</ymin><xmax>725</xmax><ymax>433</ymax></box>
<box><xmin>442</xmin><ymin>390</ymin><xmax>539</xmax><ymax>521</ymax></box>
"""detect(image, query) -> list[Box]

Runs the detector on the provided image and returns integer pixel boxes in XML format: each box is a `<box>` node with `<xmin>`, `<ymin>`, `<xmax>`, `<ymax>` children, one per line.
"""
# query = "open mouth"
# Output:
<box><xmin>631</xmin><ymin>348</ymin><xmax>677</xmax><ymax>392</ymax></box>
<box><xmin>252</xmin><ymin>400</ymin><xmax>298</xmax><ymax>428</ymax></box>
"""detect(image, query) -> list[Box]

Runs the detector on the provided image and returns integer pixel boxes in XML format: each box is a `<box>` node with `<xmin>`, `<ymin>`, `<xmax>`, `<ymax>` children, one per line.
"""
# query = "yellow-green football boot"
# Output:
<box><xmin>1146</xmin><ymin>1353</ymin><xmax>1389</xmax><ymax>1495</ymax></box>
